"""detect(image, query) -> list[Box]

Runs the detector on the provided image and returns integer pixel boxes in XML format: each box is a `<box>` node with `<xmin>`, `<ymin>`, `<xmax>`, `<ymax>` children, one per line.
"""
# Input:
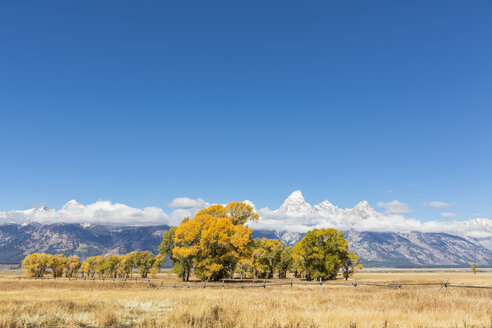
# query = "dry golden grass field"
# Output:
<box><xmin>0</xmin><ymin>271</ymin><xmax>491</xmax><ymax>328</ymax></box>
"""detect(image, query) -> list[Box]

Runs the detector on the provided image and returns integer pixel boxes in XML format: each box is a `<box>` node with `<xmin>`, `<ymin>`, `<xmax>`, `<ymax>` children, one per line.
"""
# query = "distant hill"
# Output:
<box><xmin>0</xmin><ymin>223</ymin><xmax>169</xmax><ymax>263</ymax></box>
<box><xmin>252</xmin><ymin>229</ymin><xmax>492</xmax><ymax>267</ymax></box>
<box><xmin>1</xmin><ymin>223</ymin><xmax>491</xmax><ymax>267</ymax></box>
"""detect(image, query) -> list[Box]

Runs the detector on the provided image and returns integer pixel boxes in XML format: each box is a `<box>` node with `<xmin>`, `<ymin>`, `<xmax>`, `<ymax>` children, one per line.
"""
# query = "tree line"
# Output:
<box><xmin>159</xmin><ymin>202</ymin><xmax>361</xmax><ymax>281</ymax></box>
<box><xmin>22</xmin><ymin>251</ymin><xmax>164</xmax><ymax>279</ymax></box>
<box><xmin>22</xmin><ymin>202</ymin><xmax>361</xmax><ymax>281</ymax></box>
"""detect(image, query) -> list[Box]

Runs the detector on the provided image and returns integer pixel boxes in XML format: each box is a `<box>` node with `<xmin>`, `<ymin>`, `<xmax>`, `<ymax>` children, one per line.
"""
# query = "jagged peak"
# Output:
<box><xmin>286</xmin><ymin>190</ymin><xmax>305</xmax><ymax>202</ymax></box>
<box><xmin>350</xmin><ymin>200</ymin><xmax>377</xmax><ymax>217</ymax></box>
<box><xmin>277</xmin><ymin>190</ymin><xmax>313</xmax><ymax>213</ymax></box>
<box><xmin>27</xmin><ymin>204</ymin><xmax>53</xmax><ymax>212</ymax></box>
<box><xmin>315</xmin><ymin>200</ymin><xmax>336</xmax><ymax>209</ymax></box>
<box><xmin>62</xmin><ymin>200</ymin><xmax>84</xmax><ymax>210</ymax></box>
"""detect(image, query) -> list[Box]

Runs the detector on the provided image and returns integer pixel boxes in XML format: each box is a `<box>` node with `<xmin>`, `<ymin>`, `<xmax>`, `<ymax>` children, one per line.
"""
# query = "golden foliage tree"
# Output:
<box><xmin>159</xmin><ymin>222</ymin><xmax>192</xmax><ymax>281</ymax></box>
<box><xmin>21</xmin><ymin>253</ymin><xmax>49</xmax><ymax>277</ymax></box>
<box><xmin>172</xmin><ymin>202</ymin><xmax>255</xmax><ymax>281</ymax></box>
<box><xmin>120</xmin><ymin>253</ymin><xmax>137</xmax><ymax>278</ymax></box>
<box><xmin>66</xmin><ymin>255</ymin><xmax>80</xmax><ymax>278</ymax></box>
<box><xmin>226</xmin><ymin>202</ymin><xmax>259</xmax><ymax>225</ymax></box>
<box><xmin>23</xmin><ymin>251</ymin><xmax>162</xmax><ymax>279</ymax></box>
<box><xmin>81</xmin><ymin>256</ymin><xmax>98</xmax><ymax>278</ymax></box>
<box><xmin>47</xmin><ymin>254</ymin><xmax>69</xmax><ymax>278</ymax></box>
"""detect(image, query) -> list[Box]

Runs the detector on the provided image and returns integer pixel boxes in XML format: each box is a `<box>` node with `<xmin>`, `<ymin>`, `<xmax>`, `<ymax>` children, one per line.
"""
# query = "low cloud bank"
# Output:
<box><xmin>0</xmin><ymin>200</ymin><xmax>170</xmax><ymax>226</ymax></box>
<box><xmin>0</xmin><ymin>192</ymin><xmax>491</xmax><ymax>249</ymax></box>
<box><xmin>251</xmin><ymin>206</ymin><xmax>492</xmax><ymax>240</ymax></box>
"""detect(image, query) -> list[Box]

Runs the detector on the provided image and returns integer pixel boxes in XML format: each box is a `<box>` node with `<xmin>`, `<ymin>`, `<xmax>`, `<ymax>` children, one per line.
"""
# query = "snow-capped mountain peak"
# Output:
<box><xmin>276</xmin><ymin>190</ymin><xmax>314</xmax><ymax>214</ymax></box>
<box><xmin>313</xmin><ymin>200</ymin><xmax>338</xmax><ymax>212</ymax></box>
<box><xmin>62</xmin><ymin>200</ymin><xmax>84</xmax><ymax>210</ymax></box>
<box><xmin>274</xmin><ymin>192</ymin><xmax>378</xmax><ymax>218</ymax></box>
<box><xmin>25</xmin><ymin>204</ymin><xmax>53</xmax><ymax>213</ymax></box>
<box><xmin>350</xmin><ymin>200</ymin><xmax>377</xmax><ymax>217</ymax></box>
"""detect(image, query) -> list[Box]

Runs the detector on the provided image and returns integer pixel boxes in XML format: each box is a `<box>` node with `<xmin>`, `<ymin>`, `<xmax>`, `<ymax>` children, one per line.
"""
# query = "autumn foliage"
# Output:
<box><xmin>22</xmin><ymin>251</ymin><xmax>164</xmax><ymax>279</ymax></box>
<box><xmin>22</xmin><ymin>253</ymin><xmax>79</xmax><ymax>278</ymax></box>
<box><xmin>160</xmin><ymin>202</ymin><xmax>360</xmax><ymax>281</ymax></box>
<box><xmin>22</xmin><ymin>202</ymin><xmax>361</xmax><ymax>282</ymax></box>
<box><xmin>164</xmin><ymin>202</ymin><xmax>257</xmax><ymax>281</ymax></box>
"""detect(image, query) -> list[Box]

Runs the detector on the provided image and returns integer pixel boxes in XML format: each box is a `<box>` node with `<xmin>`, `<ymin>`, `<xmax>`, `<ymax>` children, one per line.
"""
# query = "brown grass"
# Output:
<box><xmin>0</xmin><ymin>271</ymin><xmax>491</xmax><ymax>327</ymax></box>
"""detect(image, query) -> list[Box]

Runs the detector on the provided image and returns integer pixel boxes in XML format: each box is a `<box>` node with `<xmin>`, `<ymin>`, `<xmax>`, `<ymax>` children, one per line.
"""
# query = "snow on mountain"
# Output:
<box><xmin>276</xmin><ymin>190</ymin><xmax>314</xmax><ymax>214</ymax></box>
<box><xmin>343</xmin><ymin>230</ymin><xmax>492</xmax><ymax>266</ymax></box>
<box><xmin>1</xmin><ymin>191</ymin><xmax>492</xmax><ymax>266</ymax></box>
<box><xmin>252</xmin><ymin>190</ymin><xmax>492</xmax><ymax>251</ymax></box>
<box><xmin>0</xmin><ymin>223</ymin><xmax>170</xmax><ymax>263</ymax></box>
<box><xmin>0</xmin><ymin>200</ymin><xmax>170</xmax><ymax>226</ymax></box>
<box><xmin>62</xmin><ymin>200</ymin><xmax>84</xmax><ymax>210</ymax></box>
<box><xmin>1</xmin><ymin>190</ymin><xmax>491</xmax><ymax>255</ymax></box>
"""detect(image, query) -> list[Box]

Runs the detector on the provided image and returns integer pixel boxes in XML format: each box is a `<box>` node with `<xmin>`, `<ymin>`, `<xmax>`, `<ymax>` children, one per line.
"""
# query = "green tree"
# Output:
<box><xmin>341</xmin><ymin>252</ymin><xmax>360</xmax><ymax>280</ymax></box>
<box><xmin>471</xmin><ymin>263</ymin><xmax>478</xmax><ymax>274</ymax></box>
<box><xmin>292</xmin><ymin>228</ymin><xmax>353</xmax><ymax>281</ymax></box>
<box><xmin>277</xmin><ymin>247</ymin><xmax>293</xmax><ymax>278</ymax></box>
<box><xmin>106</xmin><ymin>255</ymin><xmax>122</xmax><ymax>278</ymax></box>
<box><xmin>251</xmin><ymin>238</ymin><xmax>285</xmax><ymax>278</ymax></box>
<box><xmin>134</xmin><ymin>251</ymin><xmax>157</xmax><ymax>278</ymax></box>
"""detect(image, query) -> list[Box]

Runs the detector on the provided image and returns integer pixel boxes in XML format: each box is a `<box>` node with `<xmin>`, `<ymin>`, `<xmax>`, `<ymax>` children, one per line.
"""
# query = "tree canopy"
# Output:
<box><xmin>22</xmin><ymin>252</ymin><xmax>163</xmax><ymax>279</ymax></box>
<box><xmin>22</xmin><ymin>202</ymin><xmax>360</xmax><ymax>283</ymax></box>
<box><xmin>160</xmin><ymin>202</ymin><xmax>259</xmax><ymax>281</ymax></box>
<box><xmin>292</xmin><ymin>228</ymin><xmax>354</xmax><ymax>281</ymax></box>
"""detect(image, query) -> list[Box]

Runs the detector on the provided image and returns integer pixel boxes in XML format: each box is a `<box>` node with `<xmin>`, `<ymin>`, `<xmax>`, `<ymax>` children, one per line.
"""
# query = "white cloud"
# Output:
<box><xmin>1</xmin><ymin>191</ymin><xmax>491</xmax><ymax>251</ymax></box>
<box><xmin>377</xmin><ymin>200</ymin><xmax>412</xmax><ymax>214</ymax></box>
<box><xmin>167</xmin><ymin>197</ymin><xmax>213</xmax><ymax>224</ymax></box>
<box><xmin>386</xmin><ymin>190</ymin><xmax>395</xmax><ymax>194</ymax></box>
<box><xmin>168</xmin><ymin>197</ymin><xmax>209</xmax><ymax>209</ymax></box>
<box><xmin>441</xmin><ymin>212</ymin><xmax>458</xmax><ymax>219</ymax></box>
<box><xmin>249</xmin><ymin>191</ymin><xmax>492</xmax><ymax>250</ymax></box>
<box><xmin>0</xmin><ymin>200</ymin><xmax>171</xmax><ymax>226</ymax></box>
<box><xmin>0</xmin><ymin>197</ymin><xmax>214</xmax><ymax>227</ymax></box>
<box><xmin>424</xmin><ymin>201</ymin><xmax>453</xmax><ymax>209</ymax></box>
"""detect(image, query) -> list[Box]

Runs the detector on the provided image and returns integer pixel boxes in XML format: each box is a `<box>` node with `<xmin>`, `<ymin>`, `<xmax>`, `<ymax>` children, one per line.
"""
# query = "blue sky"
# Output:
<box><xmin>0</xmin><ymin>1</ymin><xmax>491</xmax><ymax>221</ymax></box>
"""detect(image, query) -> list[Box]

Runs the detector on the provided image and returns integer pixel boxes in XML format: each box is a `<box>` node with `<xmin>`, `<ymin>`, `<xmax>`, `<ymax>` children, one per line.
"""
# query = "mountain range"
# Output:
<box><xmin>1</xmin><ymin>222</ymin><xmax>491</xmax><ymax>267</ymax></box>
<box><xmin>0</xmin><ymin>223</ymin><xmax>169</xmax><ymax>264</ymax></box>
<box><xmin>252</xmin><ymin>191</ymin><xmax>492</xmax><ymax>251</ymax></box>
<box><xmin>1</xmin><ymin>191</ymin><xmax>491</xmax><ymax>266</ymax></box>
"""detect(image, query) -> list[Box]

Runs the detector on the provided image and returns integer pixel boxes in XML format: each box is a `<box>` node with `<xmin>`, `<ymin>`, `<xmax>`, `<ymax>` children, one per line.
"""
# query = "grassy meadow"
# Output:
<box><xmin>0</xmin><ymin>271</ymin><xmax>491</xmax><ymax>328</ymax></box>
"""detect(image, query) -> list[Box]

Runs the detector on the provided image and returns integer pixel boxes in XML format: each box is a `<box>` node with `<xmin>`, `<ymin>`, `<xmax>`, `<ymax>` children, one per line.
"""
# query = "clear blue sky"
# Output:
<box><xmin>0</xmin><ymin>1</ymin><xmax>491</xmax><ymax>221</ymax></box>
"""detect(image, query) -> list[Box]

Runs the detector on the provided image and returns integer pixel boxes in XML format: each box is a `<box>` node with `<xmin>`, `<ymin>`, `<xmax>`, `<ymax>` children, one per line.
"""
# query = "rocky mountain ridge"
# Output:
<box><xmin>0</xmin><ymin>222</ymin><xmax>169</xmax><ymax>263</ymax></box>
<box><xmin>1</xmin><ymin>223</ymin><xmax>491</xmax><ymax>266</ymax></box>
